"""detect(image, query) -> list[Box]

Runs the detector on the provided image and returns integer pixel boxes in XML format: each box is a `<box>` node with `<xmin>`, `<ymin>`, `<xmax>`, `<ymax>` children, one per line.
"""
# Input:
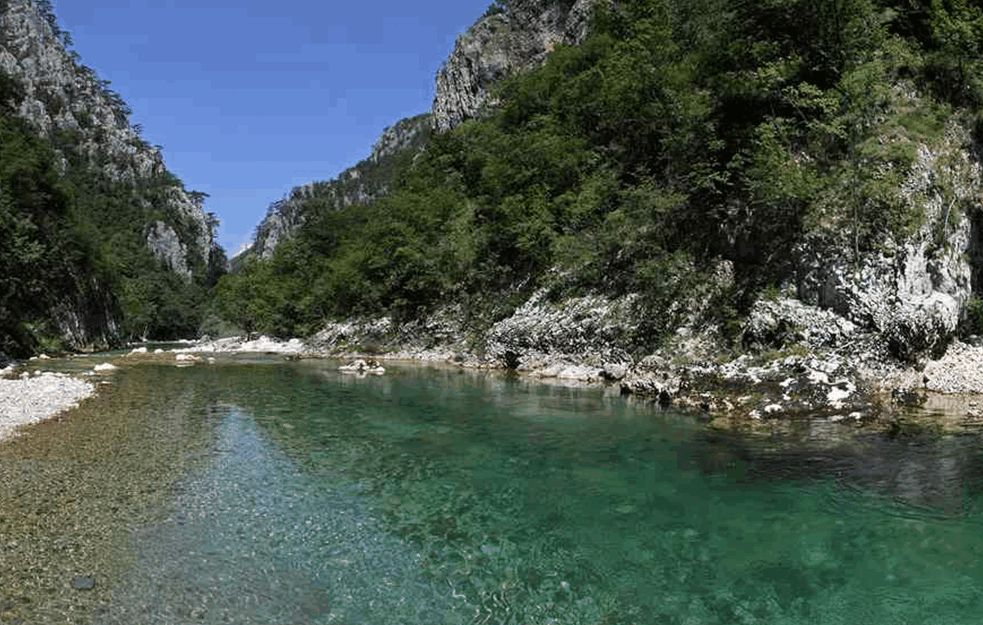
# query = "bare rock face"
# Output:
<box><xmin>743</xmin><ymin>297</ymin><xmax>858</xmax><ymax>350</ymax></box>
<box><xmin>370</xmin><ymin>115</ymin><xmax>430</xmax><ymax>163</ymax></box>
<box><xmin>0</xmin><ymin>0</ymin><xmax>214</xmax><ymax>275</ymax></box>
<box><xmin>794</xmin><ymin>126</ymin><xmax>982</xmax><ymax>361</ymax></box>
<box><xmin>482</xmin><ymin>288</ymin><xmax>635</xmax><ymax>373</ymax></box>
<box><xmin>431</xmin><ymin>0</ymin><xmax>603</xmax><ymax>132</ymax></box>
<box><xmin>146</xmin><ymin>221</ymin><xmax>190</xmax><ymax>278</ymax></box>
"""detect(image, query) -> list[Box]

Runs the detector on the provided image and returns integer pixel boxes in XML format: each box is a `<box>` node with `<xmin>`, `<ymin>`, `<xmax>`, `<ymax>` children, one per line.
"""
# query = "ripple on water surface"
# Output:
<box><xmin>98</xmin><ymin>404</ymin><xmax>461</xmax><ymax>624</ymax></box>
<box><xmin>5</xmin><ymin>359</ymin><xmax>983</xmax><ymax>624</ymax></box>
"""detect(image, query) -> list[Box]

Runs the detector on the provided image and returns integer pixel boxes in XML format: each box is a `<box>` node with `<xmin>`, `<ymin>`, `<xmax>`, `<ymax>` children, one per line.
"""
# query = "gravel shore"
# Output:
<box><xmin>869</xmin><ymin>339</ymin><xmax>983</xmax><ymax>393</ymax></box>
<box><xmin>0</xmin><ymin>371</ymin><xmax>95</xmax><ymax>442</ymax></box>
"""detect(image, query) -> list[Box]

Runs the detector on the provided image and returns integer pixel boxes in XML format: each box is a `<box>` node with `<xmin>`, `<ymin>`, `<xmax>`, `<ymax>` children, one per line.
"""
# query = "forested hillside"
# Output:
<box><xmin>216</xmin><ymin>0</ymin><xmax>983</xmax><ymax>357</ymax></box>
<box><xmin>239</xmin><ymin>114</ymin><xmax>432</xmax><ymax>266</ymax></box>
<box><xmin>0</xmin><ymin>0</ymin><xmax>224</xmax><ymax>358</ymax></box>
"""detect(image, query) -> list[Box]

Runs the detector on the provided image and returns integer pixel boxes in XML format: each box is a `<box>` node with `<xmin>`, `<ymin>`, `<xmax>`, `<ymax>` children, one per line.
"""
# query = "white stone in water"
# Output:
<box><xmin>93</xmin><ymin>363</ymin><xmax>116</xmax><ymax>371</ymax></box>
<box><xmin>339</xmin><ymin>359</ymin><xmax>385</xmax><ymax>375</ymax></box>
<box><xmin>827</xmin><ymin>381</ymin><xmax>854</xmax><ymax>407</ymax></box>
<box><xmin>126</xmin><ymin>347</ymin><xmax>148</xmax><ymax>356</ymax></box>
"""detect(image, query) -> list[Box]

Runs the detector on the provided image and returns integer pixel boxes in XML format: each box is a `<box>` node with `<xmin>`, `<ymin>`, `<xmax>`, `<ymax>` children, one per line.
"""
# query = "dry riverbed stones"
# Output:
<box><xmin>0</xmin><ymin>371</ymin><xmax>94</xmax><ymax>441</ymax></box>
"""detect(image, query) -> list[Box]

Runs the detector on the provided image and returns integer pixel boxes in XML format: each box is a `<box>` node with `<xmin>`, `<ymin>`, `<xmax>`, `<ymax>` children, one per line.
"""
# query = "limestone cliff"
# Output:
<box><xmin>247</xmin><ymin>113</ymin><xmax>430</xmax><ymax>262</ymax></box>
<box><xmin>431</xmin><ymin>0</ymin><xmax>602</xmax><ymax>132</ymax></box>
<box><xmin>0</xmin><ymin>0</ymin><xmax>214</xmax><ymax>279</ymax></box>
<box><xmin>791</xmin><ymin>122</ymin><xmax>983</xmax><ymax>361</ymax></box>
<box><xmin>0</xmin><ymin>0</ymin><xmax>219</xmax><ymax>351</ymax></box>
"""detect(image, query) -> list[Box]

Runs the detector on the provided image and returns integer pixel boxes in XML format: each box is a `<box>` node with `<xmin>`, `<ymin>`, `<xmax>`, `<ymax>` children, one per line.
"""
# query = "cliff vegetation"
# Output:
<box><xmin>0</xmin><ymin>0</ymin><xmax>224</xmax><ymax>357</ymax></box>
<box><xmin>214</xmin><ymin>0</ymin><xmax>983</xmax><ymax>358</ymax></box>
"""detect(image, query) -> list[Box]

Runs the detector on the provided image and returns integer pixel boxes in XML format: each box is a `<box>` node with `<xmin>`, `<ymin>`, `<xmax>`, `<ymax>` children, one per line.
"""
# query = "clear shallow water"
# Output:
<box><xmin>4</xmin><ymin>359</ymin><xmax>983</xmax><ymax>623</ymax></box>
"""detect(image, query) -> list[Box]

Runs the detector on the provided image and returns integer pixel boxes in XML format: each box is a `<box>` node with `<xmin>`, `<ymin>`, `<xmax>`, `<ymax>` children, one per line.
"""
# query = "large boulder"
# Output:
<box><xmin>483</xmin><ymin>288</ymin><xmax>635</xmax><ymax>371</ymax></box>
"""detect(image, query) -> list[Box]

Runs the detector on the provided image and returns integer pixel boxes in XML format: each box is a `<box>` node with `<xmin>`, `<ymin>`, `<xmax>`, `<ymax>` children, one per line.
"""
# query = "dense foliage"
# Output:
<box><xmin>0</xmin><ymin>16</ymin><xmax>224</xmax><ymax>357</ymax></box>
<box><xmin>217</xmin><ymin>0</ymin><xmax>983</xmax><ymax>343</ymax></box>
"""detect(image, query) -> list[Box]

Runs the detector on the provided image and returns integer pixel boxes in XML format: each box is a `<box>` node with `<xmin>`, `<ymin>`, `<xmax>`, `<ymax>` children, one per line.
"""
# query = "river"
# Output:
<box><xmin>2</xmin><ymin>355</ymin><xmax>983</xmax><ymax>623</ymax></box>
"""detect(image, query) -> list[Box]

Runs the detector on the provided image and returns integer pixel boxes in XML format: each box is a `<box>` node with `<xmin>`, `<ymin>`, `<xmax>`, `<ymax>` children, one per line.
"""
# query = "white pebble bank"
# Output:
<box><xmin>0</xmin><ymin>372</ymin><xmax>95</xmax><ymax>441</ymax></box>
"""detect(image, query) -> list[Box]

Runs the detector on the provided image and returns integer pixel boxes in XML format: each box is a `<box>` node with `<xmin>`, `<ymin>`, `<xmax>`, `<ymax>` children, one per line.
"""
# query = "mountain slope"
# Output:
<box><xmin>217</xmin><ymin>0</ymin><xmax>983</xmax><ymax>375</ymax></box>
<box><xmin>0</xmin><ymin>0</ymin><xmax>223</xmax><ymax>357</ymax></box>
<box><xmin>432</xmin><ymin>0</ymin><xmax>601</xmax><ymax>131</ymax></box>
<box><xmin>241</xmin><ymin>113</ymin><xmax>431</xmax><ymax>264</ymax></box>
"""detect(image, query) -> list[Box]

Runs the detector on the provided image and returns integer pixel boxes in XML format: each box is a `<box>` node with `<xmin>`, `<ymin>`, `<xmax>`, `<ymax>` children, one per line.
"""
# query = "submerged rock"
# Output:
<box><xmin>339</xmin><ymin>359</ymin><xmax>386</xmax><ymax>375</ymax></box>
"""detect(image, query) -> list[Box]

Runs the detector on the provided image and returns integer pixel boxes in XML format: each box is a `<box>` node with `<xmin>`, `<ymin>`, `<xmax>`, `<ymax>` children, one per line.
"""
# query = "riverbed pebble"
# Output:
<box><xmin>0</xmin><ymin>372</ymin><xmax>94</xmax><ymax>441</ymax></box>
<box><xmin>176</xmin><ymin>335</ymin><xmax>305</xmax><ymax>354</ymax></box>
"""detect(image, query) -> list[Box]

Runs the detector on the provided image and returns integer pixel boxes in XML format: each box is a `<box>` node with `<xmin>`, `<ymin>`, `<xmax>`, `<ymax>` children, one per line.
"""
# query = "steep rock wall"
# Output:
<box><xmin>0</xmin><ymin>0</ymin><xmax>213</xmax><ymax>276</ymax></box>
<box><xmin>793</xmin><ymin>122</ymin><xmax>983</xmax><ymax>360</ymax></box>
<box><xmin>431</xmin><ymin>0</ymin><xmax>601</xmax><ymax>132</ymax></box>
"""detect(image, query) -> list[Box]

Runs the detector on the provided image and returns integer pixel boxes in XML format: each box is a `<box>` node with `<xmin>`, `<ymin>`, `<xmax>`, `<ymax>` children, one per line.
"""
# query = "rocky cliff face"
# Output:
<box><xmin>431</xmin><ymin>0</ymin><xmax>602</xmax><ymax>132</ymax></box>
<box><xmin>0</xmin><ymin>0</ymin><xmax>218</xmax><ymax>350</ymax></box>
<box><xmin>370</xmin><ymin>115</ymin><xmax>430</xmax><ymax>163</ymax></box>
<box><xmin>791</xmin><ymin>122</ymin><xmax>983</xmax><ymax>361</ymax></box>
<box><xmin>248</xmin><ymin>114</ymin><xmax>430</xmax><ymax>261</ymax></box>
<box><xmin>0</xmin><ymin>0</ymin><xmax>214</xmax><ymax>278</ymax></box>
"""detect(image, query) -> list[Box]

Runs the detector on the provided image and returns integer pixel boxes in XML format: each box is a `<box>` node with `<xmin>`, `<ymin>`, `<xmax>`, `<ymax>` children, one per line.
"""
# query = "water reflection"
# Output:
<box><xmin>3</xmin><ymin>359</ymin><xmax>983</xmax><ymax>624</ymax></box>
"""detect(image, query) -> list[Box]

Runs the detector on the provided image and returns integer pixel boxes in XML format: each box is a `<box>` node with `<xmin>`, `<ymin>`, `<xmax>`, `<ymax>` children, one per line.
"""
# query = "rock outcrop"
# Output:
<box><xmin>146</xmin><ymin>221</ymin><xmax>191</xmax><ymax>278</ymax></box>
<box><xmin>482</xmin><ymin>288</ymin><xmax>635</xmax><ymax>376</ymax></box>
<box><xmin>794</xmin><ymin>124</ymin><xmax>982</xmax><ymax>361</ymax></box>
<box><xmin>370</xmin><ymin>115</ymin><xmax>430</xmax><ymax>163</ymax></box>
<box><xmin>247</xmin><ymin>114</ymin><xmax>430</xmax><ymax>261</ymax></box>
<box><xmin>0</xmin><ymin>0</ymin><xmax>214</xmax><ymax>276</ymax></box>
<box><xmin>431</xmin><ymin>0</ymin><xmax>602</xmax><ymax>132</ymax></box>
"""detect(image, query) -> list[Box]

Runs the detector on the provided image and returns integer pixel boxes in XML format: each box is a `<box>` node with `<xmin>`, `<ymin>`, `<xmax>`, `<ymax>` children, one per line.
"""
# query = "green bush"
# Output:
<box><xmin>212</xmin><ymin>0</ymin><xmax>983</xmax><ymax>346</ymax></box>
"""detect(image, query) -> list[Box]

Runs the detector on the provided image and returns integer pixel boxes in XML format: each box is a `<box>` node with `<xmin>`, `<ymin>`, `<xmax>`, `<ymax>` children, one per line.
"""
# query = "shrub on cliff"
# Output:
<box><xmin>216</xmin><ymin>0</ymin><xmax>983</xmax><ymax>346</ymax></box>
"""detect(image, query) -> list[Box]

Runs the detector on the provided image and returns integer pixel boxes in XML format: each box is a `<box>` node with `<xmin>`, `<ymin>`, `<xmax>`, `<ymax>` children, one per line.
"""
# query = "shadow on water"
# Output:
<box><xmin>5</xmin><ymin>359</ymin><xmax>983</xmax><ymax>623</ymax></box>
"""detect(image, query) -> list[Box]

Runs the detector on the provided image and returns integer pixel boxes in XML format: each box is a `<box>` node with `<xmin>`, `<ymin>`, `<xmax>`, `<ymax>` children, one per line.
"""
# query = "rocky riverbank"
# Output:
<box><xmin>0</xmin><ymin>369</ymin><xmax>96</xmax><ymax>441</ymax></box>
<box><xmin>271</xmin><ymin>291</ymin><xmax>983</xmax><ymax>433</ymax></box>
<box><xmin>6</xmin><ymin>304</ymin><xmax>979</xmax><ymax>445</ymax></box>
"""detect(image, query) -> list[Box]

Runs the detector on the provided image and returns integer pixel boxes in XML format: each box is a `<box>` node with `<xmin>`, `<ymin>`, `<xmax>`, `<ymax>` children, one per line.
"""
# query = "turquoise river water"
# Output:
<box><xmin>3</xmin><ymin>355</ymin><xmax>983</xmax><ymax>624</ymax></box>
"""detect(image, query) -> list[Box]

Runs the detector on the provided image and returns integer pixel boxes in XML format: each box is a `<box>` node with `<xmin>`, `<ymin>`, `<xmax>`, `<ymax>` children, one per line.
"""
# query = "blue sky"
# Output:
<box><xmin>55</xmin><ymin>0</ymin><xmax>491</xmax><ymax>255</ymax></box>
